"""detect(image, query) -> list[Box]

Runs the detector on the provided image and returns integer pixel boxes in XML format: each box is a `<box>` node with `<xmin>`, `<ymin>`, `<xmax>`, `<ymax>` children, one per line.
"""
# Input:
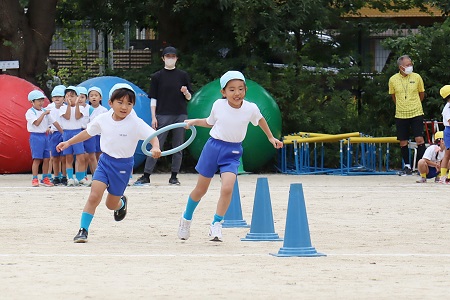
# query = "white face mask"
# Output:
<box><xmin>164</xmin><ymin>58</ymin><xmax>177</xmax><ymax>69</ymax></box>
<box><xmin>403</xmin><ymin>66</ymin><xmax>413</xmax><ymax>75</ymax></box>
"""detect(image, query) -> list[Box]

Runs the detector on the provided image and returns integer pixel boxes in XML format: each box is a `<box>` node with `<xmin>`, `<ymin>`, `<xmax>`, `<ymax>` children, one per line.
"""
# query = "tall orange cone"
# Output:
<box><xmin>271</xmin><ymin>183</ymin><xmax>325</xmax><ymax>257</ymax></box>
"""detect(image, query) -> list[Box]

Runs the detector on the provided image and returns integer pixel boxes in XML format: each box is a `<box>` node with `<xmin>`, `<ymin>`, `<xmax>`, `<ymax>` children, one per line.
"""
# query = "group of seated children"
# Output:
<box><xmin>26</xmin><ymin>85</ymin><xmax>107</xmax><ymax>187</ymax></box>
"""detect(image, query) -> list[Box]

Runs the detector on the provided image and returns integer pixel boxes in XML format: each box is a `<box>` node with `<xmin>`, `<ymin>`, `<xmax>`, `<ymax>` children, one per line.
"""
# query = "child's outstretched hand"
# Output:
<box><xmin>56</xmin><ymin>141</ymin><xmax>69</xmax><ymax>152</ymax></box>
<box><xmin>269</xmin><ymin>137</ymin><xmax>283</xmax><ymax>149</ymax></box>
<box><xmin>151</xmin><ymin>147</ymin><xmax>162</xmax><ymax>159</ymax></box>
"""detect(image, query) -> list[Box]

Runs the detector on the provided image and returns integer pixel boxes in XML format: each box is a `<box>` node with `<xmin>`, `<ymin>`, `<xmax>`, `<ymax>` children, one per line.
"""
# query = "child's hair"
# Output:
<box><xmin>110</xmin><ymin>88</ymin><xmax>136</xmax><ymax>105</ymax></box>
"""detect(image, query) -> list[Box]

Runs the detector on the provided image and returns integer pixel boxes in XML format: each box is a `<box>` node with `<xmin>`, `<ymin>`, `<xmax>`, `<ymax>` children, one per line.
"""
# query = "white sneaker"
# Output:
<box><xmin>209</xmin><ymin>222</ymin><xmax>223</xmax><ymax>241</ymax></box>
<box><xmin>79</xmin><ymin>177</ymin><xmax>91</xmax><ymax>186</ymax></box>
<box><xmin>416</xmin><ymin>177</ymin><xmax>427</xmax><ymax>183</ymax></box>
<box><xmin>67</xmin><ymin>178</ymin><xmax>77</xmax><ymax>186</ymax></box>
<box><xmin>178</xmin><ymin>216</ymin><xmax>192</xmax><ymax>240</ymax></box>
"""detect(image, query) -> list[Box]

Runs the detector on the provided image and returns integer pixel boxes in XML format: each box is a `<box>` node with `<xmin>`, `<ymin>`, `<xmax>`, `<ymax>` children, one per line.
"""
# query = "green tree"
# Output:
<box><xmin>0</xmin><ymin>0</ymin><xmax>58</xmax><ymax>85</ymax></box>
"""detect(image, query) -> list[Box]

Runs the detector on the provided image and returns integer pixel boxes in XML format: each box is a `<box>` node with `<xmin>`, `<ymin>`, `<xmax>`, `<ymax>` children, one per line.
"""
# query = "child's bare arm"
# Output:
<box><xmin>62</xmin><ymin>103</ymin><xmax>71</xmax><ymax>120</ymax></box>
<box><xmin>258</xmin><ymin>118</ymin><xmax>283</xmax><ymax>149</ymax></box>
<box><xmin>184</xmin><ymin>118</ymin><xmax>212</xmax><ymax>128</ymax></box>
<box><xmin>56</xmin><ymin>130</ymin><xmax>91</xmax><ymax>152</ymax></box>
<box><xmin>149</xmin><ymin>137</ymin><xmax>161</xmax><ymax>159</ymax></box>
<box><xmin>32</xmin><ymin>110</ymin><xmax>50</xmax><ymax>126</ymax></box>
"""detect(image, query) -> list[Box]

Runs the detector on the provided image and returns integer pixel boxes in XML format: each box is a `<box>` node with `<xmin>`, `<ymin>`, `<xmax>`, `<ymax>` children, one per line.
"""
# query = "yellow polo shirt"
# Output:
<box><xmin>388</xmin><ymin>72</ymin><xmax>425</xmax><ymax>119</ymax></box>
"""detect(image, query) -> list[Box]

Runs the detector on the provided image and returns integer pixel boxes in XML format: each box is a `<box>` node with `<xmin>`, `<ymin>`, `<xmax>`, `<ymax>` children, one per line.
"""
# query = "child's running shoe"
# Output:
<box><xmin>40</xmin><ymin>177</ymin><xmax>54</xmax><ymax>187</ymax></box>
<box><xmin>209</xmin><ymin>222</ymin><xmax>223</xmax><ymax>242</ymax></box>
<box><xmin>32</xmin><ymin>178</ymin><xmax>39</xmax><ymax>187</ymax></box>
<box><xmin>438</xmin><ymin>177</ymin><xmax>450</xmax><ymax>184</ymax></box>
<box><xmin>416</xmin><ymin>177</ymin><xmax>427</xmax><ymax>183</ymax></box>
<box><xmin>61</xmin><ymin>176</ymin><xmax>68</xmax><ymax>186</ymax></box>
<box><xmin>52</xmin><ymin>177</ymin><xmax>61</xmax><ymax>185</ymax></box>
<box><xmin>67</xmin><ymin>178</ymin><xmax>79</xmax><ymax>186</ymax></box>
<box><xmin>79</xmin><ymin>177</ymin><xmax>91</xmax><ymax>186</ymax></box>
<box><xmin>114</xmin><ymin>195</ymin><xmax>127</xmax><ymax>221</ymax></box>
<box><xmin>73</xmin><ymin>228</ymin><xmax>88</xmax><ymax>243</ymax></box>
<box><xmin>177</xmin><ymin>215</ymin><xmax>192</xmax><ymax>240</ymax></box>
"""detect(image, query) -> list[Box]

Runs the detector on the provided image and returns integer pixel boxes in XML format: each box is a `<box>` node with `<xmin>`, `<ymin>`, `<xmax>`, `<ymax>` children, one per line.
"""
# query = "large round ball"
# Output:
<box><xmin>79</xmin><ymin>76</ymin><xmax>152</xmax><ymax>168</ymax></box>
<box><xmin>187</xmin><ymin>79</ymin><xmax>282</xmax><ymax>171</ymax></box>
<box><xmin>0</xmin><ymin>75</ymin><xmax>50</xmax><ymax>174</ymax></box>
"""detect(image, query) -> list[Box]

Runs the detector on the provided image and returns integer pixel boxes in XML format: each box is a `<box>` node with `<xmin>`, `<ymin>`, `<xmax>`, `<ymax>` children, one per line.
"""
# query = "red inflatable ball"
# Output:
<box><xmin>0</xmin><ymin>75</ymin><xmax>50</xmax><ymax>174</ymax></box>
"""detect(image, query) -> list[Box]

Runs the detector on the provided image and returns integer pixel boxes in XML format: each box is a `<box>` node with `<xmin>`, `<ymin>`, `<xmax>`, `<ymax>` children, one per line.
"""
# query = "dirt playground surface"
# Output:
<box><xmin>1</xmin><ymin>173</ymin><xmax>449</xmax><ymax>299</ymax></box>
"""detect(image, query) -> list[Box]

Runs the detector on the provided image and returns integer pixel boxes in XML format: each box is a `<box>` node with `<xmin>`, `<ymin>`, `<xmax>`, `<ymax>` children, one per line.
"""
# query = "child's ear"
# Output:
<box><xmin>220</xmin><ymin>89</ymin><xmax>226</xmax><ymax>97</ymax></box>
<box><xmin>108</xmin><ymin>100</ymin><xmax>113</xmax><ymax>107</ymax></box>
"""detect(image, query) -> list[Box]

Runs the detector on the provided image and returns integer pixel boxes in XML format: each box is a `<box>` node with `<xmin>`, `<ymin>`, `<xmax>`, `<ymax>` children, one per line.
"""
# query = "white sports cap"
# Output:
<box><xmin>220</xmin><ymin>70</ymin><xmax>246</xmax><ymax>89</ymax></box>
<box><xmin>28</xmin><ymin>90</ymin><xmax>46</xmax><ymax>101</ymax></box>
<box><xmin>65</xmin><ymin>86</ymin><xmax>80</xmax><ymax>96</ymax></box>
<box><xmin>77</xmin><ymin>86</ymin><xmax>88</xmax><ymax>96</ymax></box>
<box><xmin>109</xmin><ymin>83</ymin><xmax>135</xmax><ymax>99</ymax></box>
<box><xmin>88</xmin><ymin>86</ymin><xmax>103</xmax><ymax>98</ymax></box>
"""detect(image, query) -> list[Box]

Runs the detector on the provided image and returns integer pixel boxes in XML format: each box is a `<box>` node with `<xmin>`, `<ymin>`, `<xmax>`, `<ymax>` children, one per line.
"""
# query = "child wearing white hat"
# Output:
<box><xmin>56</xmin><ymin>83</ymin><xmax>161</xmax><ymax>243</ymax></box>
<box><xmin>25</xmin><ymin>90</ymin><xmax>63</xmax><ymax>187</ymax></box>
<box><xmin>87</xmin><ymin>86</ymin><xmax>108</xmax><ymax>162</ymax></box>
<box><xmin>177</xmin><ymin>71</ymin><xmax>283</xmax><ymax>242</ymax></box>
<box><xmin>59</xmin><ymin>86</ymin><xmax>86</xmax><ymax>186</ymax></box>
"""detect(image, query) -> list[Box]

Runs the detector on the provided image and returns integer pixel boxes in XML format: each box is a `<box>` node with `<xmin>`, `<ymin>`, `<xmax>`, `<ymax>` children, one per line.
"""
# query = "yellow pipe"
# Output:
<box><xmin>345</xmin><ymin>137</ymin><xmax>400</xmax><ymax>144</ymax></box>
<box><xmin>283</xmin><ymin>132</ymin><xmax>359</xmax><ymax>140</ymax></box>
<box><xmin>282</xmin><ymin>132</ymin><xmax>361</xmax><ymax>144</ymax></box>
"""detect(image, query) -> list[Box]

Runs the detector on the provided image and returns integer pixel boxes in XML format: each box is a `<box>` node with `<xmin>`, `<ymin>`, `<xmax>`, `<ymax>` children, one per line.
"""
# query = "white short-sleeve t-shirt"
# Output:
<box><xmin>422</xmin><ymin>144</ymin><xmax>445</xmax><ymax>163</ymax></box>
<box><xmin>442</xmin><ymin>102</ymin><xmax>450</xmax><ymax>127</ymax></box>
<box><xmin>90</xmin><ymin>105</ymin><xmax>108</xmax><ymax>122</ymax></box>
<box><xmin>48</xmin><ymin>104</ymin><xmax>65</xmax><ymax>131</ymax></box>
<box><xmin>25</xmin><ymin>108</ymin><xmax>55</xmax><ymax>133</ymax></box>
<box><xmin>206</xmin><ymin>99</ymin><xmax>263</xmax><ymax>143</ymax></box>
<box><xmin>59</xmin><ymin>106</ymin><xmax>85</xmax><ymax>130</ymax></box>
<box><xmin>86</xmin><ymin>109</ymin><xmax>155</xmax><ymax>158</ymax></box>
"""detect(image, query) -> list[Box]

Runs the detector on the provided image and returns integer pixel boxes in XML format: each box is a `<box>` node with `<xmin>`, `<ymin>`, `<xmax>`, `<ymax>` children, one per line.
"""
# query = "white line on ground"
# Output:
<box><xmin>1</xmin><ymin>253</ymin><xmax>450</xmax><ymax>258</ymax></box>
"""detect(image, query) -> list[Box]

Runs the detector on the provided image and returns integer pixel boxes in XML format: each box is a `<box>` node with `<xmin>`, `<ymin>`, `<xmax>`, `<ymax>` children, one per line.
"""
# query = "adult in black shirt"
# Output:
<box><xmin>135</xmin><ymin>46</ymin><xmax>193</xmax><ymax>186</ymax></box>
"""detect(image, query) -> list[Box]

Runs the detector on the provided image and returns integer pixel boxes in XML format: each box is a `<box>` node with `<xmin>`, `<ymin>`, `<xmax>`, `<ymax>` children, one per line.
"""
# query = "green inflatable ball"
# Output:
<box><xmin>187</xmin><ymin>79</ymin><xmax>282</xmax><ymax>172</ymax></box>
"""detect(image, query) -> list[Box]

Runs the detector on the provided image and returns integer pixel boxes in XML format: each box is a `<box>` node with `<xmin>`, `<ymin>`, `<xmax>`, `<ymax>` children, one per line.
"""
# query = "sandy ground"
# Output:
<box><xmin>1</xmin><ymin>173</ymin><xmax>449</xmax><ymax>299</ymax></box>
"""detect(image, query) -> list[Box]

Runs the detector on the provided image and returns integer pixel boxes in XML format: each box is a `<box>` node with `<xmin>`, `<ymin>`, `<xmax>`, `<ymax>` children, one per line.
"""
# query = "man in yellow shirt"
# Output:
<box><xmin>388</xmin><ymin>55</ymin><xmax>425</xmax><ymax>175</ymax></box>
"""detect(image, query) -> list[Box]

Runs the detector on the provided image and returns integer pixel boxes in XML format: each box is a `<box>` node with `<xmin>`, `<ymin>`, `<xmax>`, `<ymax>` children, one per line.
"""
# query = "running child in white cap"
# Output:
<box><xmin>177</xmin><ymin>71</ymin><xmax>283</xmax><ymax>242</ymax></box>
<box><xmin>56</xmin><ymin>83</ymin><xmax>161</xmax><ymax>243</ymax></box>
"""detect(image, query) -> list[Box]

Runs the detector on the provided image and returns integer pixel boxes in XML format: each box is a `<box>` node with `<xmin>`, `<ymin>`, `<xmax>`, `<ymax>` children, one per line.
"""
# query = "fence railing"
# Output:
<box><xmin>49</xmin><ymin>49</ymin><xmax>152</xmax><ymax>71</ymax></box>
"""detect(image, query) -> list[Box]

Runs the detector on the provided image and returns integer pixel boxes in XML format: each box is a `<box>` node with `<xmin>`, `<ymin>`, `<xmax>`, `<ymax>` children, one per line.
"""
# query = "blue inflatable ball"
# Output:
<box><xmin>79</xmin><ymin>76</ymin><xmax>151</xmax><ymax>168</ymax></box>
<box><xmin>187</xmin><ymin>79</ymin><xmax>282</xmax><ymax>172</ymax></box>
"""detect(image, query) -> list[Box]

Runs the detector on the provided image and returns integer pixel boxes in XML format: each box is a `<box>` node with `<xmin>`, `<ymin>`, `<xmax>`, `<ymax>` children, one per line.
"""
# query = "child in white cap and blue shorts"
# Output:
<box><xmin>25</xmin><ymin>90</ymin><xmax>63</xmax><ymax>187</ymax></box>
<box><xmin>56</xmin><ymin>83</ymin><xmax>161</xmax><ymax>243</ymax></box>
<box><xmin>177</xmin><ymin>70</ymin><xmax>283</xmax><ymax>242</ymax></box>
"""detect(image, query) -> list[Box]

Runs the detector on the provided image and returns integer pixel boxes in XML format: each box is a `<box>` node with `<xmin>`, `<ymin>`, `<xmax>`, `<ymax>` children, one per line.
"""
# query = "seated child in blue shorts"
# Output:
<box><xmin>57</xmin><ymin>83</ymin><xmax>161</xmax><ymax>243</ymax></box>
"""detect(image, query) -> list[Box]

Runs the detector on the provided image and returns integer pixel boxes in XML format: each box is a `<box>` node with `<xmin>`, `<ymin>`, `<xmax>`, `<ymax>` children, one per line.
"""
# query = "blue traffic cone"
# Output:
<box><xmin>223</xmin><ymin>179</ymin><xmax>250</xmax><ymax>228</ymax></box>
<box><xmin>271</xmin><ymin>183</ymin><xmax>325</xmax><ymax>257</ymax></box>
<box><xmin>242</xmin><ymin>177</ymin><xmax>282</xmax><ymax>241</ymax></box>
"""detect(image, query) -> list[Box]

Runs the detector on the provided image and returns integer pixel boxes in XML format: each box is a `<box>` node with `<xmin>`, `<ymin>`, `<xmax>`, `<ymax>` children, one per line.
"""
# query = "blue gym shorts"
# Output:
<box><xmin>49</xmin><ymin>131</ymin><xmax>63</xmax><ymax>157</ymax></box>
<box><xmin>94</xmin><ymin>135</ymin><xmax>102</xmax><ymax>153</ymax></box>
<box><xmin>84</xmin><ymin>136</ymin><xmax>96</xmax><ymax>154</ymax></box>
<box><xmin>195</xmin><ymin>137</ymin><xmax>243</xmax><ymax>178</ymax></box>
<box><xmin>427</xmin><ymin>166</ymin><xmax>438</xmax><ymax>179</ymax></box>
<box><xmin>93</xmin><ymin>153</ymin><xmax>133</xmax><ymax>196</ymax></box>
<box><xmin>29</xmin><ymin>132</ymin><xmax>50</xmax><ymax>159</ymax></box>
<box><xmin>62</xmin><ymin>129</ymin><xmax>85</xmax><ymax>155</ymax></box>
<box><xmin>444</xmin><ymin>126</ymin><xmax>450</xmax><ymax>150</ymax></box>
